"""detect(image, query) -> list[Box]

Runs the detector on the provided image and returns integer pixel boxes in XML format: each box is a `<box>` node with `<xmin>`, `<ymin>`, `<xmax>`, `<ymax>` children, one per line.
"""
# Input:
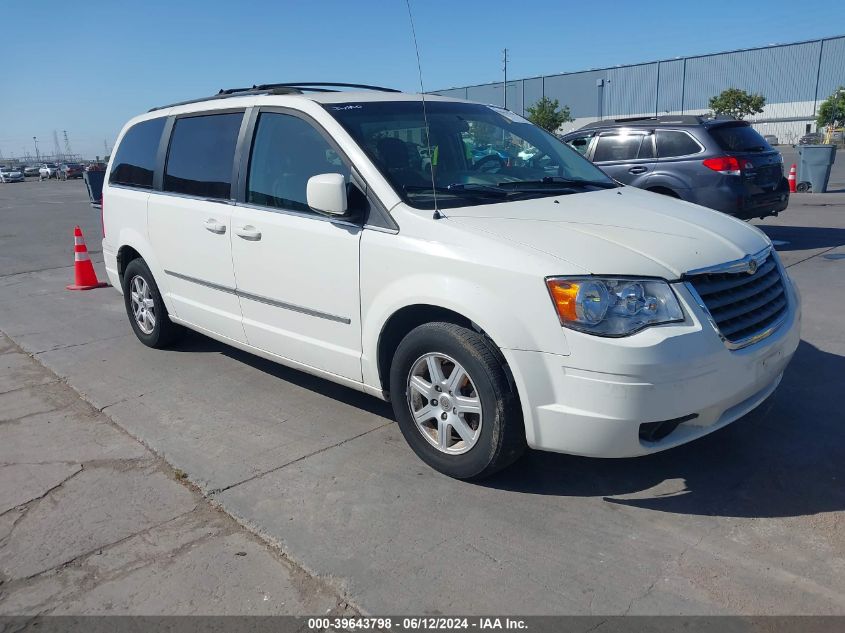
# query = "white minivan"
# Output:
<box><xmin>102</xmin><ymin>83</ymin><xmax>800</xmax><ymax>479</ymax></box>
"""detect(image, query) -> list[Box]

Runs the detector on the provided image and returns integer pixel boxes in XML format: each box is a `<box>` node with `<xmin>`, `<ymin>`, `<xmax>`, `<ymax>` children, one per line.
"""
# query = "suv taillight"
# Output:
<box><xmin>702</xmin><ymin>156</ymin><xmax>752</xmax><ymax>176</ymax></box>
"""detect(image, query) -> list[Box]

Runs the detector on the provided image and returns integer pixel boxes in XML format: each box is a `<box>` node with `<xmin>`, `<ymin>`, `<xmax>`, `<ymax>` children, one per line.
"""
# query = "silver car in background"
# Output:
<box><xmin>0</xmin><ymin>166</ymin><xmax>25</xmax><ymax>183</ymax></box>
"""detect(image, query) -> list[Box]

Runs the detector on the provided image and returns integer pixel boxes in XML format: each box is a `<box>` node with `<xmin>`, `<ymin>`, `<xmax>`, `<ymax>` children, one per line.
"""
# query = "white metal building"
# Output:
<box><xmin>433</xmin><ymin>35</ymin><xmax>845</xmax><ymax>144</ymax></box>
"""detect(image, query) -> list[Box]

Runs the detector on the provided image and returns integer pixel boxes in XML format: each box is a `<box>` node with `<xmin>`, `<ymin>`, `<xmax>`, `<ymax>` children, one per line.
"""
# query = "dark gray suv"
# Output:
<box><xmin>561</xmin><ymin>115</ymin><xmax>789</xmax><ymax>220</ymax></box>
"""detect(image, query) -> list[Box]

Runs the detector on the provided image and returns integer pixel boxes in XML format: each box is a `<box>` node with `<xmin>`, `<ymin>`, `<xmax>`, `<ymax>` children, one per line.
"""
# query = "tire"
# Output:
<box><xmin>389</xmin><ymin>322</ymin><xmax>525</xmax><ymax>479</ymax></box>
<box><xmin>122</xmin><ymin>258</ymin><xmax>184</xmax><ymax>348</ymax></box>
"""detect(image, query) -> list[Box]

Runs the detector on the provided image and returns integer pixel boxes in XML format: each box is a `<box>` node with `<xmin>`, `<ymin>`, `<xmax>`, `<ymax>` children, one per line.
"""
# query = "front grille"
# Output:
<box><xmin>687</xmin><ymin>252</ymin><xmax>787</xmax><ymax>346</ymax></box>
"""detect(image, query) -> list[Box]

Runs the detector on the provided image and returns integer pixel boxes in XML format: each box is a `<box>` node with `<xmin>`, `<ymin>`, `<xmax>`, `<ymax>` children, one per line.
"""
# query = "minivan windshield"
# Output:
<box><xmin>326</xmin><ymin>100</ymin><xmax>616</xmax><ymax>209</ymax></box>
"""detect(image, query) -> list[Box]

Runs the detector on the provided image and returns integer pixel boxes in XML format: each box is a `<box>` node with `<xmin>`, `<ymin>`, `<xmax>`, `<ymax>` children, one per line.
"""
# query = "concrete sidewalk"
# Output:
<box><xmin>0</xmin><ymin>333</ymin><xmax>348</xmax><ymax>615</ymax></box>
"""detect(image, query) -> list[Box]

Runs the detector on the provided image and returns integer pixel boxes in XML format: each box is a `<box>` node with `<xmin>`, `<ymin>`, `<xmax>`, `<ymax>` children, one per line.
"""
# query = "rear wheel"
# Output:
<box><xmin>389</xmin><ymin>322</ymin><xmax>525</xmax><ymax>479</ymax></box>
<box><xmin>122</xmin><ymin>258</ymin><xmax>184</xmax><ymax>348</ymax></box>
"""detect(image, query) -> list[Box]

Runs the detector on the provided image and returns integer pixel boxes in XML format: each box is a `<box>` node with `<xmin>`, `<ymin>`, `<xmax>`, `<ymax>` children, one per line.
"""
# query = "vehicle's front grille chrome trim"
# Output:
<box><xmin>683</xmin><ymin>246</ymin><xmax>789</xmax><ymax>350</ymax></box>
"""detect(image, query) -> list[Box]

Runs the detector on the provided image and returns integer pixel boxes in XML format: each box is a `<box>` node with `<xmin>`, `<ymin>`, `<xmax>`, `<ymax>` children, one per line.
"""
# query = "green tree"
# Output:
<box><xmin>469</xmin><ymin>121</ymin><xmax>499</xmax><ymax>147</ymax></box>
<box><xmin>817</xmin><ymin>87</ymin><xmax>845</xmax><ymax>129</ymax></box>
<box><xmin>526</xmin><ymin>97</ymin><xmax>573</xmax><ymax>133</ymax></box>
<box><xmin>708</xmin><ymin>88</ymin><xmax>766</xmax><ymax>119</ymax></box>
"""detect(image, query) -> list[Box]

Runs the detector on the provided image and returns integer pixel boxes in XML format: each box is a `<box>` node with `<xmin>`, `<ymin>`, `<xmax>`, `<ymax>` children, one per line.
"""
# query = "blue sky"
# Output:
<box><xmin>1</xmin><ymin>0</ymin><xmax>841</xmax><ymax>159</ymax></box>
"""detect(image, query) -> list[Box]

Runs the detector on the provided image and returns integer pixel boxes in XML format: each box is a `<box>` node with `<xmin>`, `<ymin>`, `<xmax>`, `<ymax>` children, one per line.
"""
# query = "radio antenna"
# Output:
<box><xmin>405</xmin><ymin>0</ymin><xmax>441</xmax><ymax>219</ymax></box>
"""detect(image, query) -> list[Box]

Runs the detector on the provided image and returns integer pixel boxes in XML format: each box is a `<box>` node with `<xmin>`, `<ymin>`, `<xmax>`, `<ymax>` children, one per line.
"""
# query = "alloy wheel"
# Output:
<box><xmin>406</xmin><ymin>353</ymin><xmax>483</xmax><ymax>454</ymax></box>
<box><xmin>129</xmin><ymin>275</ymin><xmax>156</xmax><ymax>335</ymax></box>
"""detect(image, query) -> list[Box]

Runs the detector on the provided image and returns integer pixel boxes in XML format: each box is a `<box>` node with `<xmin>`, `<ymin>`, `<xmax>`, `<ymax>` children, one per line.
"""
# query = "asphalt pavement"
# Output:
<box><xmin>0</xmin><ymin>176</ymin><xmax>843</xmax><ymax>615</ymax></box>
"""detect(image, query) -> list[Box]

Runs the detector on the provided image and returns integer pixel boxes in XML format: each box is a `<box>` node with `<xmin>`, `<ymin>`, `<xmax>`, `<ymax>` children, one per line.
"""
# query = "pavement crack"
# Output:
<box><xmin>209</xmin><ymin>421</ymin><xmax>394</xmax><ymax>495</ymax></box>
<box><xmin>0</xmin><ymin>380</ymin><xmax>61</xmax><ymax>396</ymax></box>
<box><xmin>8</xmin><ymin>506</ymin><xmax>200</xmax><ymax>584</ymax></box>
<box><xmin>786</xmin><ymin>244</ymin><xmax>844</xmax><ymax>268</ymax></box>
<box><xmin>32</xmin><ymin>334</ymin><xmax>127</xmax><ymax>355</ymax></box>
<box><xmin>0</xmin><ymin>464</ymin><xmax>84</xmax><ymax>520</ymax></box>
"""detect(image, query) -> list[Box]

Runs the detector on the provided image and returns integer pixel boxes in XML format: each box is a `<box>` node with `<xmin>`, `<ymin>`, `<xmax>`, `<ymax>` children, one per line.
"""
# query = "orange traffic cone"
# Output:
<box><xmin>788</xmin><ymin>163</ymin><xmax>797</xmax><ymax>193</ymax></box>
<box><xmin>67</xmin><ymin>226</ymin><xmax>107</xmax><ymax>291</ymax></box>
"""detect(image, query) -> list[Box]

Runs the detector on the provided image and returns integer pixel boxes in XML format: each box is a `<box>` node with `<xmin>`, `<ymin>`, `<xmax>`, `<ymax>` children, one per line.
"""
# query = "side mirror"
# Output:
<box><xmin>306</xmin><ymin>173</ymin><xmax>348</xmax><ymax>216</ymax></box>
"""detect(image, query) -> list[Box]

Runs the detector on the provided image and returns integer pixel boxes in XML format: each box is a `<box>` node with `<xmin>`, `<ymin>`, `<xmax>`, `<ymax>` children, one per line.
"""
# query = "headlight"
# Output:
<box><xmin>545</xmin><ymin>277</ymin><xmax>684</xmax><ymax>336</ymax></box>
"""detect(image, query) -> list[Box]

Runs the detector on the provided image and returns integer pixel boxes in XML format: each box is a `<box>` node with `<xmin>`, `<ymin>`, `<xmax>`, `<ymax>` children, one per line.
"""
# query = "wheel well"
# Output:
<box><xmin>117</xmin><ymin>246</ymin><xmax>142</xmax><ymax>285</ymax></box>
<box><xmin>647</xmin><ymin>186</ymin><xmax>680</xmax><ymax>198</ymax></box>
<box><xmin>377</xmin><ymin>305</ymin><xmax>475</xmax><ymax>394</ymax></box>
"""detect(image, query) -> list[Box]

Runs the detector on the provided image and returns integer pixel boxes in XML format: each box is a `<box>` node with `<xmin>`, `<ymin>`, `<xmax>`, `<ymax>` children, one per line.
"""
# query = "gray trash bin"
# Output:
<box><xmin>797</xmin><ymin>144</ymin><xmax>837</xmax><ymax>193</ymax></box>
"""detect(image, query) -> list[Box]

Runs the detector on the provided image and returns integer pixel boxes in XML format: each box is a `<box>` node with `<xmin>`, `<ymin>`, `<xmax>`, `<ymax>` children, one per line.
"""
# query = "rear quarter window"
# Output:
<box><xmin>109</xmin><ymin>117</ymin><xmax>166</xmax><ymax>189</ymax></box>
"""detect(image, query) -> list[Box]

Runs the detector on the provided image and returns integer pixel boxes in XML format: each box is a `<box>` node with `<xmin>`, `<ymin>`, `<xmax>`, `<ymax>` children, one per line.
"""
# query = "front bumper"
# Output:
<box><xmin>502</xmin><ymin>277</ymin><xmax>801</xmax><ymax>457</ymax></box>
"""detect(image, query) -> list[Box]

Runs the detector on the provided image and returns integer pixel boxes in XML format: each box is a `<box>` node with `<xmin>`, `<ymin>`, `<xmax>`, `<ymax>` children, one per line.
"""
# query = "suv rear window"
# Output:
<box><xmin>709</xmin><ymin>124</ymin><xmax>771</xmax><ymax>153</ymax></box>
<box><xmin>110</xmin><ymin>117</ymin><xmax>166</xmax><ymax>189</ymax></box>
<box><xmin>164</xmin><ymin>113</ymin><xmax>243</xmax><ymax>199</ymax></box>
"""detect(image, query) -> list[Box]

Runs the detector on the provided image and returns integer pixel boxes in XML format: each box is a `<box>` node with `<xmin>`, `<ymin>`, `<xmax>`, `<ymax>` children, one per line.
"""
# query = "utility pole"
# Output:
<box><xmin>53</xmin><ymin>130</ymin><xmax>61</xmax><ymax>161</ymax></box>
<box><xmin>33</xmin><ymin>137</ymin><xmax>39</xmax><ymax>161</ymax></box>
<box><xmin>63</xmin><ymin>130</ymin><xmax>73</xmax><ymax>157</ymax></box>
<box><xmin>502</xmin><ymin>48</ymin><xmax>509</xmax><ymax>110</ymax></box>
<box><xmin>104</xmin><ymin>138</ymin><xmax>110</xmax><ymax>157</ymax></box>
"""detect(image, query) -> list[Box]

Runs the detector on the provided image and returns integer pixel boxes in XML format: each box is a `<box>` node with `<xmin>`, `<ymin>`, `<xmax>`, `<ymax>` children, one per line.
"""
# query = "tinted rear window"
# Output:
<box><xmin>709</xmin><ymin>124</ymin><xmax>771</xmax><ymax>153</ymax></box>
<box><xmin>110</xmin><ymin>117</ymin><xmax>166</xmax><ymax>188</ymax></box>
<box><xmin>164</xmin><ymin>113</ymin><xmax>243</xmax><ymax>199</ymax></box>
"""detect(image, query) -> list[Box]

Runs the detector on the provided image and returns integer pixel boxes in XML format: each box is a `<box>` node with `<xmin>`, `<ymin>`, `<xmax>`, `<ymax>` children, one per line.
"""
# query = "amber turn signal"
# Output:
<box><xmin>546</xmin><ymin>279</ymin><xmax>580</xmax><ymax>323</ymax></box>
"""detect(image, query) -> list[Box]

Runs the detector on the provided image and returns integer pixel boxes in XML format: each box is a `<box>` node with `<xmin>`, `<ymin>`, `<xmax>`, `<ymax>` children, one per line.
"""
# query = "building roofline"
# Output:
<box><xmin>432</xmin><ymin>33</ymin><xmax>845</xmax><ymax>93</ymax></box>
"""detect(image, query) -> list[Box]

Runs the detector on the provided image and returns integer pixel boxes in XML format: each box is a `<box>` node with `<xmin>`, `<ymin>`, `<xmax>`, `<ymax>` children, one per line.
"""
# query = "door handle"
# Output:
<box><xmin>204</xmin><ymin>218</ymin><xmax>226</xmax><ymax>234</ymax></box>
<box><xmin>235</xmin><ymin>225</ymin><xmax>262</xmax><ymax>241</ymax></box>
<box><xmin>628</xmin><ymin>166</ymin><xmax>648</xmax><ymax>174</ymax></box>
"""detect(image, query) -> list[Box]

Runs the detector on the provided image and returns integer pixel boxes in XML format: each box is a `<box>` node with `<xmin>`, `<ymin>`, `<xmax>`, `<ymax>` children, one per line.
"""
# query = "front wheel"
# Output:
<box><xmin>389</xmin><ymin>322</ymin><xmax>525</xmax><ymax>479</ymax></box>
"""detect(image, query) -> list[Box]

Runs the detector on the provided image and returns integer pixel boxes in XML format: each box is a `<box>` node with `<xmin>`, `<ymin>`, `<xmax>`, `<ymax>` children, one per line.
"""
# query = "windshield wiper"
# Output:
<box><xmin>404</xmin><ymin>184</ymin><xmax>510</xmax><ymax>198</ymax></box>
<box><xmin>497</xmin><ymin>176</ymin><xmax>617</xmax><ymax>189</ymax></box>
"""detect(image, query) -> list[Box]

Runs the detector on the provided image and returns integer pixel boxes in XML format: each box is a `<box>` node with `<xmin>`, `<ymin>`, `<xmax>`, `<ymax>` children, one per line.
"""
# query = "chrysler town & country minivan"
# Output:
<box><xmin>102</xmin><ymin>83</ymin><xmax>801</xmax><ymax>479</ymax></box>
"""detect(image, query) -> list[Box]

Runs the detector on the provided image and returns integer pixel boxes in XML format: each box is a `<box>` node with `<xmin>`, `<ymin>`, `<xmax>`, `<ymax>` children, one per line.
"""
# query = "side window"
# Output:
<box><xmin>592</xmin><ymin>134</ymin><xmax>643</xmax><ymax>163</ymax></box>
<box><xmin>164</xmin><ymin>112</ymin><xmax>243</xmax><ymax>199</ymax></box>
<box><xmin>638</xmin><ymin>134</ymin><xmax>655</xmax><ymax>159</ymax></box>
<box><xmin>109</xmin><ymin>117</ymin><xmax>166</xmax><ymax>189</ymax></box>
<box><xmin>247</xmin><ymin>112</ymin><xmax>350</xmax><ymax>213</ymax></box>
<box><xmin>565</xmin><ymin>134</ymin><xmax>594</xmax><ymax>156</ymax></box>
<box><xmin>655</xmin><ymin>130</ymin><xmax>702</xmax><ymax>158</ymax></box>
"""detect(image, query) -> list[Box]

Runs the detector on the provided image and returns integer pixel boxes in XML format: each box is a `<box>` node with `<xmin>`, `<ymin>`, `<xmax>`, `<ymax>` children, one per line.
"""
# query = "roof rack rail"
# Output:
<box><xmin>581</xmin><ymin>114</ymin><xmax>729</xmax><ymax>129</ymax></box>
<box><xmin>149</xmin><ymin>82</ymin><xmax>401</xmax><ymax>112</ymax></box>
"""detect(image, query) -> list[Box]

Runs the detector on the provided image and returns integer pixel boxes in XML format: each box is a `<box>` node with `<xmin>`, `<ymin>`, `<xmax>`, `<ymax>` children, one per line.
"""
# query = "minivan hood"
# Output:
<box><xmin>444</xmin><ymin>187</ymin><xmax>770</xmax><ymax>279</ymax></box>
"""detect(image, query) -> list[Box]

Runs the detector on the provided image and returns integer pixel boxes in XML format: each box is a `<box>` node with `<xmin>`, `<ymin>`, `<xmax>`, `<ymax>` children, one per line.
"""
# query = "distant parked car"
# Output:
<box><xmin>58</xmin><ymin>163</ymin><xmax>85</xmax><ymax>180</ymax></box>
<box><xmin>39</xmin><ymin>163</ymin><xmax>59</xmax><ymax>180</ymax></box>
<box><xmin>85</xmin><ymin>162</ymin><xmax>107</xmax><ymax>172</ymax></box>
<box><xmin>798</xmin><ymin>132</ymin><xmax>822</xmax><ymax>144</ymax></box>
<box><xmin>763</xmin><ymin>134</ymin><xmax>779</xmax><ymax>146</ymax></box>
<box><xmin>23</xmin><ymin>164</ymin><xmax>41</xmax><ymax>177</ymax></box>
<box><xmin>562</xmin><ymin>115</ymin><xmax>789</xmax><ymax>220</ymax></box>
<box><xmin>0</xmin><ymin>166</ymin><xmax>25</xmax><ymax>183</ymax></box>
